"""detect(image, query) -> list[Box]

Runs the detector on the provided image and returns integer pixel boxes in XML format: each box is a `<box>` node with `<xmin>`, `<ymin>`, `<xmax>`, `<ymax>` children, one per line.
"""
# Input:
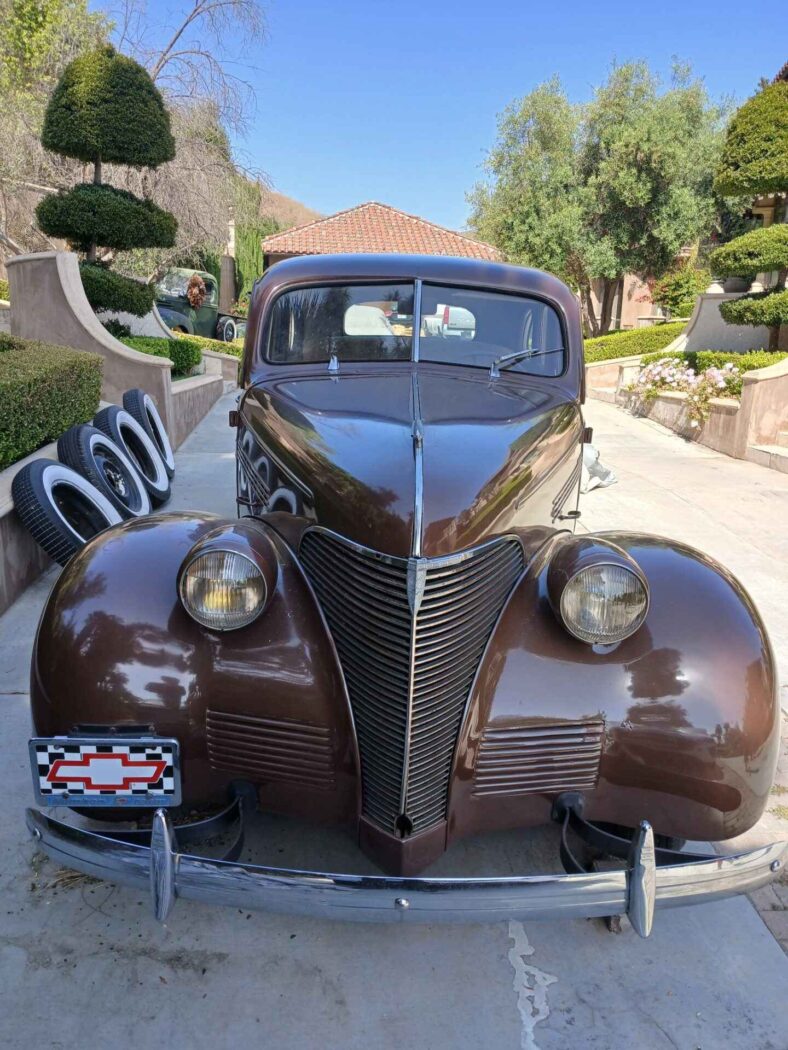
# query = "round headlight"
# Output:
<box><xmin>180</xmin><ymin>549</ymin><xmax>268</xmax><ymax>630</ymax></box>
<box><xmin>560</xmin><ymin>563</ymin><xmax>648</xmax><ymax>644</ymax></box>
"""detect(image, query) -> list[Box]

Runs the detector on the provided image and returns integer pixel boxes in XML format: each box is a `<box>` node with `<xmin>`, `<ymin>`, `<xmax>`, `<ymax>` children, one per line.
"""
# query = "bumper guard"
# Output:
<box><xmin>26</xmin><ymin>793</ymin><xmax>785</xmax><ymax>937</ymax></box>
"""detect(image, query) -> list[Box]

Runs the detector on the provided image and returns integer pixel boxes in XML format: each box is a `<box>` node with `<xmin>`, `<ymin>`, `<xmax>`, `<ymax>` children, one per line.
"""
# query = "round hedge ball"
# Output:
<box><xmin>41</xmin><ymin>45</ymin><xmax>175</xmax><ymax>168</ymax></box>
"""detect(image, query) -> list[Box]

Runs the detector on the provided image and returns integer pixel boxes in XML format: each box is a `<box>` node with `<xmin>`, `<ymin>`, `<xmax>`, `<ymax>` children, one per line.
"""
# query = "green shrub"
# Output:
<box><xmin>637</xmin><ymin>349</ymin><xmax>788</xmax><ymax>402</ymax></box>
<box><xmin>41</xmin><ymin>46</ymin><xmax>175</xmax><ymax>167</ymax></box>
<box><xmin>37</xmin><ymin>184</ymin><xmax>177</xmax><ymax>253</ymax></box>
<box><xmin>709</xmin><ymin>225</ymin><xmax>788</xmax><ymax>278</ymax></box>
<box><xmin>584</xmin><ymin>322</ymin><xmax>685</xmax><ymax>363</ymax></box>
<box><xmin>719</xmin><ymin>288</ymin><xmax>788</xmax><ymax>328</ymax></box>
<box><xmin>79</xmin><ymin>263</ymin><xmax>155</xmax><ymax>317</ymax></box>
<box><xmin>102</xmin><ymin>319</ymin><xmax>132</xmax><ymax>339</ymax></box>
<box><xmin>651</xmin><ymin>264</ymin><xmax>710</xmax><ymax>317</ymax></box>
<box><xmin>641</xmin><ymin>349</ymin><xmax>787</xmax><ymax>372</ymax></box>
<box><xmin>713</xmin><ymin>81</ymin><xmax>788</xmax><ymax>197</ymax></box>
<box><xmin>173</xmin><ymin>330</ymin><xmax>245</xmax><ymax>358</ymax></box>
<box><xmin>0</xmin><ymin>279</ymin><xmax>9</xmax><ymax>301</ymax></box>
<box><xmin>0</xmin><ymin>334</ymin><xmax>102</xmax><ymax>469</ymax></box>
<box><xmin>122</xmin><ymin>335</ymin><xmax>202</xmax><ymax>377</ymax></box>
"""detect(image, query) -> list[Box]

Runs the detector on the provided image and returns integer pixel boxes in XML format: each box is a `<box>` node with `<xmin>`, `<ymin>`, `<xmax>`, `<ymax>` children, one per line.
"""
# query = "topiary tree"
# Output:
<box><xmin>36</xmin><ymin>45</ymin><xmax>176</xmax><ymax>317</ymax></box>
<box><xmin>710</xmin><ymin>81</ymin><xmax>788</xmax><ymax>349</ymax></box>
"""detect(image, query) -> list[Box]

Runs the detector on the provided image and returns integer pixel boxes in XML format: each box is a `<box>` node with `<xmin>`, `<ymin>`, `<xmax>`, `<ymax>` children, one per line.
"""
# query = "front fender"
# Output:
<box><xmin>449</xmin><ymin>531</ymin><xmax>779</xmax><ymax>845</ymax></box>
<box><xmin>31</xmin><ymin>513</ymin><xmax>358</xmax><ymax>820</ymax></box>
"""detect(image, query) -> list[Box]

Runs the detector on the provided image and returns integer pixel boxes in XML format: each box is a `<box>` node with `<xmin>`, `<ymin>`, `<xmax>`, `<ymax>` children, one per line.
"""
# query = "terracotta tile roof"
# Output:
<box><xmin>261</xmin><ymin>201</ymin><xmax>502</xmax><ymax>261</ymax></box>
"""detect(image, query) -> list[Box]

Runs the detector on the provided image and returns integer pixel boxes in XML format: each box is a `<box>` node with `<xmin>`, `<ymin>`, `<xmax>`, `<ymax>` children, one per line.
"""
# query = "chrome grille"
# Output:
<box><xmin>473</xmin><ymin>721</ymin><xmax>604</xmax><ymax>797</ymax></box>
<box><xmin>206</xmin><ymin>710</ymin><xmax>335</xmax><ymax>788</ymax></box>
<box><xmin>299</xmin><ymin>530</ymin><xmax>524</xmax><ymax>834</ymax></box>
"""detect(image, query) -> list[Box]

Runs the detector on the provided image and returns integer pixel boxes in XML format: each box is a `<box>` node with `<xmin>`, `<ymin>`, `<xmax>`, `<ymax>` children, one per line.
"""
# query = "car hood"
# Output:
<box><xmin>244</xmin><ymin>367</ymin><xmax>581</xmax><ymax>558</ymax></box>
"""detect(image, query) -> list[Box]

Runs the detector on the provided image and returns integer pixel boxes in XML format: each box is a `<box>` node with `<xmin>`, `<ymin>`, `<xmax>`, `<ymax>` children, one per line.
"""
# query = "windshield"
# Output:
<box><xmin>157</xmin><ymin>270</ymin><xmax>218</xmax><ymax>306</ymax></box>
<box><xmin>265</xmin><ymin>281</ymin><xmax>564</xmax><ymax>375</ymax></box>
<box><xmin>419</xmin><ymin>284</ymin><xmax>564</xmax><ymax>376</ymax></box>
<box><xmin>266</xmin><ymin>284</ymin><xmax>414</xmax><ymax>364</ymax></box>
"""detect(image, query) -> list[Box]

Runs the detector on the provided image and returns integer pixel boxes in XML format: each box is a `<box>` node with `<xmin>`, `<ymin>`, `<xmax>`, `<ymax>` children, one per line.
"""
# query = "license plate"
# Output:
<box><xmin>29</xmin><ymin>737</ymin><xmax>181</xmax><ymax>807</ymax></box>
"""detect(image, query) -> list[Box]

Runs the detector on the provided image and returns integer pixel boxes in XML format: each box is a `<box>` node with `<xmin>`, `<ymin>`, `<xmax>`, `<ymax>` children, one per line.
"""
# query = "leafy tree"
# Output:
<box><xmin>651</xmin><ymin>260</ymin><xmax>711</xmax><ymax>318</ymax></box>
<box><xmin>713</xmin><ymin>81</ymin><xmax>788</xmax><ymax>197</ymax></box>
<box><xmin>469</xmin><ymin>63</ymin><xmax>725</xmax><ymax>334</ymax></box>
<box><xmin>710</xmin><ymin>82</ymin><xmax>788</xmax><ymax>349</ymax></box>
<box><xmin>0</xmin><ymin>0</ymin><xmax>109</xmax><ymax>255</ymax></box>
<box><xmin>36</xmin><ymin>46</ymin><xmax>177</xmax><ymax>316</ymax></box>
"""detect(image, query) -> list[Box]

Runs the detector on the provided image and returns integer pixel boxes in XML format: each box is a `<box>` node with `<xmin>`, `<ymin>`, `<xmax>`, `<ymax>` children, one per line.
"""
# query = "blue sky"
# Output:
<box><xmin>161</xmin><ymin>1</ymin><xmax>786</xmax><ymax>231</ymax></box>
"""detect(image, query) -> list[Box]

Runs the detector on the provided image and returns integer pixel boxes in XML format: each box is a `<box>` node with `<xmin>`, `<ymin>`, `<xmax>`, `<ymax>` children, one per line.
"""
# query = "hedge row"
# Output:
<box><xmin>80</xmin><ymin>263</ymin><xmax>155</xmax><ymax>317</ymax></box>
<box><xmin>709</xmin><ymin>225</ymin><xmax>788</xmax><ymax>278</ymax></box>
<box><xmin>719</xmin><ymin>288</ymin><xmax>788</xmax><ymax>328</ymax></box>
<box><xmin>0</xmin><ymin>334</ymin><xmax>103</xmax><ymax>470</ymax></box>
<box><xmin>173</xmin><ymin>330</ymin><xmax>245</xmax><ymax>358</ymax></box>
<box><xmin>641</xmin><ymin>349</ymin><xmax>788</xmax><ymax>372</ymax></box>
<box><xmin>0</xmin><ymin>279</ymin><xmax>8</xmax><ymax>301</ymax></box>
<box><xmin>584</xmin><ymin>322</ymin><xmax>685</xmax><ymax>364</ymax></box>
<box><xmin>121</xmin><ymin>335</ymin><xmax>202</xmax><ymax>377</ymax></box>
<box><xmin>37</xmin><ymin>184</ymin><xmax>177</xmax><ymax>253</ymax></box>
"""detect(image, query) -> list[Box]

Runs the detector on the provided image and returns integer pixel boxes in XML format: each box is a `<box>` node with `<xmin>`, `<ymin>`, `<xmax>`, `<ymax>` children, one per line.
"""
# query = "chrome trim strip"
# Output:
<box><xmin>410</xmin><ymin>370</ymin><xmax>424</xmax><ymax>559</ymax></box>
<box><xmin>412</xmin><ymin>279</ymin><xmax>422</xmax><ymax>363</ymax></box>
<box><xmin>27</xmin><ymin>808</ymin><xmax>787</xmax><ymax>929</ymax></box>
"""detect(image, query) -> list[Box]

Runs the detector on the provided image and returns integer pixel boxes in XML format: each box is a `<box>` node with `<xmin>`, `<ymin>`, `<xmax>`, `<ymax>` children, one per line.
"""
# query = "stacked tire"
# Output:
<box><xmin>12</xmin><ymin>389</ymin><xmax>176</xmax><ymax>567</ymax></box>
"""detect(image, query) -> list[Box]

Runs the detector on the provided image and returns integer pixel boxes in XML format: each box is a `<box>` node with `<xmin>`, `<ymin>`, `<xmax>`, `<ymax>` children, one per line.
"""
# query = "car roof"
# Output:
<box><xmin>262</xmin><ymin>253</ymin><xmax>573</xmax><ymax>305</ymax></box>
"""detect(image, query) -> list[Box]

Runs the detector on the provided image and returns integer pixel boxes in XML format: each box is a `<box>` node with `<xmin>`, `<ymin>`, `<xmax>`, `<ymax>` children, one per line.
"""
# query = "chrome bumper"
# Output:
<box><xmin>26</xmin><ymin>804</ymin><xmax>786</xmax><ymax>937</ymax></box>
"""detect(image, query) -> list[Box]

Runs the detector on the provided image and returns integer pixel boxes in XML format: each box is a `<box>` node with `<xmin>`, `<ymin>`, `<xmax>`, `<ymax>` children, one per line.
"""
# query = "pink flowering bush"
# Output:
<box><xmin>627</xmin><ymin>357</ymin><xmax>741</xmax><ymax>428</ymax></box>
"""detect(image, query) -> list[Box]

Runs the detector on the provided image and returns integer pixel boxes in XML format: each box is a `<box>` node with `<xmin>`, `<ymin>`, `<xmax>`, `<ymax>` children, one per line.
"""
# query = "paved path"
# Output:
<box><xmin>1</xmin><ymin>392</ymin><xmax>787</xmax><ymax>1050</ymax></box>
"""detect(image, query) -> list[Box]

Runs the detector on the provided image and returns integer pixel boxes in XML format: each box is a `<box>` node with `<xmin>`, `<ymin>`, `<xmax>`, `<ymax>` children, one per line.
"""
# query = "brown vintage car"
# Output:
<box><xmin>27</xmin><ymin>254</ymin><xmax>785</xmax><ymax>935</ymax></box>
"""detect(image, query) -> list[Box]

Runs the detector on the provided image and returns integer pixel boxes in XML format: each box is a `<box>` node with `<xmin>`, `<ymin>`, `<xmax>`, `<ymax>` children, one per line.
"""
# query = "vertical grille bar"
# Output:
<box><xmin>300</xmin><ymin>530</ymin><xmax>524</xmax><ymax>835</ymax></box>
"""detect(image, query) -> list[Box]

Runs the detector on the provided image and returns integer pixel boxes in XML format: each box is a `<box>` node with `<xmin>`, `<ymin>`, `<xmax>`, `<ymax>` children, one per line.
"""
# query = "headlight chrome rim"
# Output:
<box><xmin>559</xmin><ymin>560</ymin><xmax>649</xmax><ymax>645</ymax></box>
<box><xmin>179</xmin><ymin>548</ymin><xmax>268</xmax><ymax>631</ymax></box>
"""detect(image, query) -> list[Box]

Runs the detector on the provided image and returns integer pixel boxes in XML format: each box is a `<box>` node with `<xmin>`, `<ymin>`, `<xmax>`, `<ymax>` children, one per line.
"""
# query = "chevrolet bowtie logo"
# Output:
<box><xmin>47</xmin><ymin>752</ymin><xmax>167</xmax><ymax>790</ymax></box>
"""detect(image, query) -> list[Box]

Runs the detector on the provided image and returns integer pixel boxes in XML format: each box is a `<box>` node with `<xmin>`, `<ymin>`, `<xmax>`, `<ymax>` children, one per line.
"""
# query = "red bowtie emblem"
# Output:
<box><xmin>47</xmin><ymin>752</ymin><xmax>167</xmax><ymax>790</ymax></box>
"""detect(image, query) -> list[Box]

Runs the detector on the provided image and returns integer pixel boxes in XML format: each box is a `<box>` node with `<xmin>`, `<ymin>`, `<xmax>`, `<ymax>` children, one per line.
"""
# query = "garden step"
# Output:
<box><xmin>746</xmin><ymin>444</ymin><xmax>788</xmax><ymax>474</ymax></box>
<box><xmin>589</xmin><ymin>386</ymin><xmax>618</xmax><ymax>404</ymax></box>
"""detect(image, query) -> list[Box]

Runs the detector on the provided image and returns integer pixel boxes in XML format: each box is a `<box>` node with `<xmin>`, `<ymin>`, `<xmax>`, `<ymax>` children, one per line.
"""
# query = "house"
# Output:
<box><xmin>260</xmin><ymin>201</ymin><xmax>502</xmax><ymax>269</ymax></box>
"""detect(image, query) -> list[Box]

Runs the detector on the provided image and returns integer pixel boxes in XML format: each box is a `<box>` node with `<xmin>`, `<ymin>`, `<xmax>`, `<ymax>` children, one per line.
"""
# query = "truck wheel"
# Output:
<box><xmin>11</xmin><ymin>460</ymin><xmax>122</xmax><ymax>566</ymax></box>
<box><xmin>57</xmin><ymin>424</ymin><xmax>151</xmax><ymax>519</ymax></box>
<box><xmin>217</xmin><ymin>317</ymin><xmax>237</xmax><ymax>342</ymax></box>
<box><xmin>93</xmin><ymin>406</ymin><xmax>171</xmax><ymax>507</ymax></box>
<box><xmin>122</xmin><ymin>388</ymin><xmax>176</xmax><ymax>479</ymax></box>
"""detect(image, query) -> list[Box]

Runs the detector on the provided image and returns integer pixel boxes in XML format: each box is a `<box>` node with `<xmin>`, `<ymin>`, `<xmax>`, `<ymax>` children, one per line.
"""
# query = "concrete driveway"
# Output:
<box><xmin>1</xmin><ymin>392</ymin><xmax>787</xmax><ymax>1050</ymax></box>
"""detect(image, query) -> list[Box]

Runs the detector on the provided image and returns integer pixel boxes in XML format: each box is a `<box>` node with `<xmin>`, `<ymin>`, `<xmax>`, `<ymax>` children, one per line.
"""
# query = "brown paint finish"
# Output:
<box><xmin>241</xmin><ymin>365</ymin><xmax>582</xmax><ymax>559</ymax></box>
<box><xmin>449</xmin><ymin>532</ymin><xmax>779</xmax><ymax>849</ymax></box>
<box><xmin>32</xmin><ymin>514</ymin><xmax>359</xmax><ymax>821</ymax></box>
<box><xmin>30</xmin><ymin>254</ymin><xmax>780</xmax><ymax>877</ymax></box>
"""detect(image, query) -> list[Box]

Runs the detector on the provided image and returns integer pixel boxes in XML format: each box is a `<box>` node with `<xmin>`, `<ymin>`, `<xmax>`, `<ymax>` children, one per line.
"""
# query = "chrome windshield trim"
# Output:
<box><xmin>412</xmin><ymin>279</ymin><xmax>422</xmax><ymax>363</ymax></box>
<box><xmin>27</xmin><ymin>808</ymin><xmax>786</xmax><ymax>931</ymax></box>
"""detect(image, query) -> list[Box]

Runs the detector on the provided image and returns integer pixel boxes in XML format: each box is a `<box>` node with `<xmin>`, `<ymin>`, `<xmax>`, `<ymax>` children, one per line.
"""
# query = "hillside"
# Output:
<box><xmin>261</xmin><ymin>190</ymin><xmax>322</xmax><ymax>230</ymax></box>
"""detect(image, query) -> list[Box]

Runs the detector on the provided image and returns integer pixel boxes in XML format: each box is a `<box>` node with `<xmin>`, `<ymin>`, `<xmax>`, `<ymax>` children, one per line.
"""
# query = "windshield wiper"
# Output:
<box><xmin>490</xmin><ymin>347</ymin><xmax>563</xmax><ymax>379</ymax></box>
